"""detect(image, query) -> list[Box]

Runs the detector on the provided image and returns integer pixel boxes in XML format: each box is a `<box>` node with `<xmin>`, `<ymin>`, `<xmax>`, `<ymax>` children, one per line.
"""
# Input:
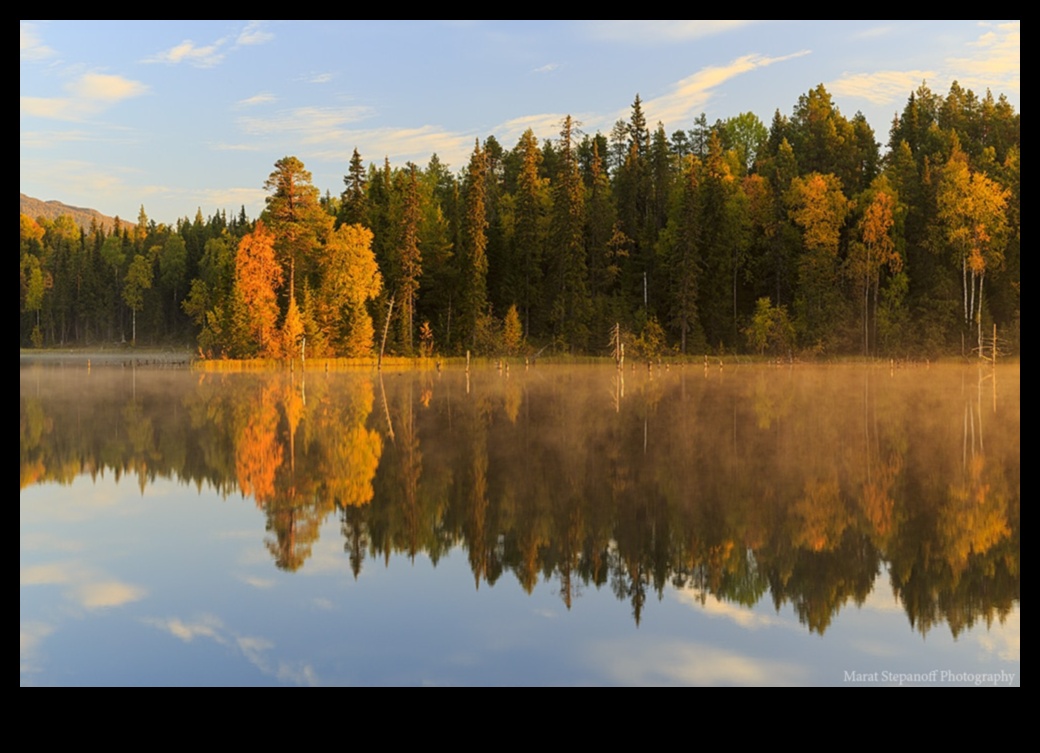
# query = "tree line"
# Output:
<box><xmin>19</xmin><ymin>81</ymin><xmax>1020</xmax><ymax>358</ymax></box>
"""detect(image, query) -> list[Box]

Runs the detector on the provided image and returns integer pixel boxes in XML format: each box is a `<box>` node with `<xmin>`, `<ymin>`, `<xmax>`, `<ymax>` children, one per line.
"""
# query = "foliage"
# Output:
<box><xmin>745</xmin><ymin>297</ymin><xmax>795</xmax><ymax>355</ymax></box>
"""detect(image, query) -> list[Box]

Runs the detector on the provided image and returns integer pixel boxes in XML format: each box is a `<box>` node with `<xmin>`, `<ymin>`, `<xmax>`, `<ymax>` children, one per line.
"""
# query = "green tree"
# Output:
<box><xmin>458</xmin><ymin>140</ymin><xmax>489</xmax><ymax>352</ymax></box>
<box><xmin>719</xmin><ymin>111</ymin><xmax>769</xmax><ymax>175</ymax></box>
<box><xmin>396</xmin><ymin>163</ymin><xmax>423</xmax><ymax>354</ymax></box>
<box><xmin>745</xmin><ymin>297</ymin><xmax>795</xmax><ymax>355</ymax></box>
<box><xmin>548</xmin><ymin>115</ymin><xmax>590</xmax><ymax>351</ymax></box>
<box><xmin>660</xmin><ymin>155</ymin><xmax>704</xmax><ymax>354</ymax></box>
<box><xmin>511</xmin><ymin>129</ymin><xmax>548</xmax><ymax>337</ymax></box>
<box><xmin>123</xmin><ymin>253</ymin><xmax>153</xmax><ymax>345</ymax></box>
<box><xmin>338</xmin><ymin>148</ymin><xmax>369</xmax><ymax>228</ymax></box>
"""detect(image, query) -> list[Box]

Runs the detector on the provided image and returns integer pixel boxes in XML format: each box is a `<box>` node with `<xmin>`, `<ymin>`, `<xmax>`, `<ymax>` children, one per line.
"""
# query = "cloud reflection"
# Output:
<box><xmin>592</xmin><ymin>640</ymin><xmax>806</xmax><ymax>686</ymax></box>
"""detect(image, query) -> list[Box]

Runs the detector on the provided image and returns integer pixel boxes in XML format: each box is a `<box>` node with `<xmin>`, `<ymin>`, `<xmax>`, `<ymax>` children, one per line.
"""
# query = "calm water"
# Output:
<box><xmin>20</xmin><ymin>359</ymin><xmax>1020</xmax><ymax>686</ymax></box>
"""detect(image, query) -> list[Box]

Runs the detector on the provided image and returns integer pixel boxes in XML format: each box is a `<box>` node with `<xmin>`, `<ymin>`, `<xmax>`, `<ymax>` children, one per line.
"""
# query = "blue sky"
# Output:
<box><xmin>20</xmin><ymin>20</ymin><xmax>1020</xmax><ymax>225</ymax></box>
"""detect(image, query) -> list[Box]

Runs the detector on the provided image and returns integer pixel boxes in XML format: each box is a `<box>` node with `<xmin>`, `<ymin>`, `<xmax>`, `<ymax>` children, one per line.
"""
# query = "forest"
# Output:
<box><xmin>18</xmin><ymin>81</ymin><xmax>1020</xmax><ymax>359</ymax></box>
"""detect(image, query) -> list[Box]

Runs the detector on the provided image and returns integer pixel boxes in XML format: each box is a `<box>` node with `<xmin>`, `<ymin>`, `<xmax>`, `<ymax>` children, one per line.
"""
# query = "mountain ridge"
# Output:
<box><xmin>20</xmin><ymin>193</ymin><xmax>117</xmax><ymax>232</ymax></box>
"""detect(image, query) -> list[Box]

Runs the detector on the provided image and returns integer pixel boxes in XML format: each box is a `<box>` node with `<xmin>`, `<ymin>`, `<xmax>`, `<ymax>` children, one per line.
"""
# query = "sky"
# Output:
<box><xmin>20</xmin><ymin>20</ymin><xmax>1020</xmax><ymax>225</ymax></box>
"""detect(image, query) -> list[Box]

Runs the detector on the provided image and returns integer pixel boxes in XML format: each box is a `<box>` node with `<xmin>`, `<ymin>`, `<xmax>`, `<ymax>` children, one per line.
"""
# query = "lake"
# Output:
<box><xmin>20</xmin><ymin>358</ymin><xmax>1020</xmax><ymax>686</ymax></box>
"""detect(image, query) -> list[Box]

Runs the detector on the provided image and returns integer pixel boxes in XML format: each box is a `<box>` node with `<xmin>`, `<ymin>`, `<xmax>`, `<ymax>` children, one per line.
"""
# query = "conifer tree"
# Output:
<box><xmin>458</xmin><ymin>140</ymin><xmax>489</xmax><ymax>351</ymax></box>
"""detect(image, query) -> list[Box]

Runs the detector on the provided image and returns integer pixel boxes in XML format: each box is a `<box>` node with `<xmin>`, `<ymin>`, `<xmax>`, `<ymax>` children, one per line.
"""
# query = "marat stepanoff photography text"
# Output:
<box><xmin>844</xmin><ymin>670</ymin><xmax>1018</xmax><ymax>686</ymax></box>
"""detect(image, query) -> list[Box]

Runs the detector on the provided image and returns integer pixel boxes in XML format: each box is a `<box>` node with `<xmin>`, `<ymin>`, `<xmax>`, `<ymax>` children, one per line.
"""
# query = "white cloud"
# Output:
<box><xmin>238</xmin><ymin>105</ymin><xmax>374</xmax><ymax>144</ymax></box>
<box><xmin>236</xmin><ymin>21</ymin><xmax>274</xmax><ymax>47</ymax></box>
<box><xmin>21</xmin><ymin>560</ymin><xmax>146</xmax><ymax>609</ymax></box>
<box><xmin>305</xmin><ymin>72</ymin><xmax>334</xmax><ymax>84</ymax></box>
<box><xmin>533</xmin><ymin>63</ymin><xmax>559</xmax><ymax>74</ymax></box>
<box><xmin>851</xmin><ymin>25</ymin><xmax>894</xmax><ymax>40</ymax></box>
<box><xmin>209</xmin><ymin>142</ymin><xmax>264</xmax><ymax>152</ymax></box>
<box><xmin>142</xmin><ymin>615</ymin><xmax>320</xmax><ymax>685</ymax></box>
<box><xmin>947</xmin><ymin>21</ymin><xmax>1020</xmax><ymax>93</ymax></box>
<box><xmin>237</xmin><ymin>92</ymin><xmax>276</xmax><ymax>108</ymax></box>
<box><xmin>491</xmin><ymin>112</ymin><xmax>572</xmax><ymax>147</ymax></box>
<box><xmin>20</xmin><ymin>22</ymin><xmax>55</xmax><ymax>61</ymax></box>
<box><xmin>311</xmin><ymin>125</ymin><xmax>475</xmax><ymax>170</ymax></box>
<box><xmin>20</xmin><ymin>621</ymin><xmax>55</xmax><ymax>675</ymax></box>
<box><xmin>143</xmin><ymin>615</ymin><xmax>225</xmax><ymax>642</ymax></box>
<box><xmin>144</xmin><ymin>39</ymin><xmax>227</xmax><ymax>68</ymax></box>
<box><xmin>72</xmin><ymin>73</ymin><xmax>149</xmax><ymax>103</ymax></box>
<box><xmin>590</xmin><ymin>639</ymin><xmax>807</xmax><ymax>686</ymax></box>
<box><xmin>675</xmin><ymin>588</ymin><xmax>787</xmax><ymax>629</ymax></box>
<box><xmin>20</xmin><ymin>72</ymin><xmax>149</xmax><ymax>122</ymax></box>
<box><xmin>74</xmin><ymin>580</ymin><xmax>146</xmax><ymax>609</ymax></box>
<box><xmin>975</xmin><ymin>607</ymin><xmax>1019</xmax><ymax>662</ymax></box>
<box><xmin>829</xmin><ymin>70</ymin><xmax>936</xmax><ymax>105</ymax></box>
<box><xmin>642</xmin><ymin>51</ymin><xmax>811</xmax><ymax>129</ymax></box>
<box><xmin>21</xmin><ymin>130</ymin><xmax>93</xmax><ymax>148</ymax></box>
<box><xmin>144</xmin><ymin>22</ymin><xmax>273</xmax><ymax>68</ymax></box>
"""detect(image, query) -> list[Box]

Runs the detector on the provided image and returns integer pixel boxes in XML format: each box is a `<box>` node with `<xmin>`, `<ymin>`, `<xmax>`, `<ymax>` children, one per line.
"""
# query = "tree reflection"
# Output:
<box><xmin>20</xmin><ymin>361</ymin><xmax>1019</xmax><ymax>635</ymax></box>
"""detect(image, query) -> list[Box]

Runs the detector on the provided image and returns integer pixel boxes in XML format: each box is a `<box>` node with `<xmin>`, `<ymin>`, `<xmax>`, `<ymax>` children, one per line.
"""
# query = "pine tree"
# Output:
<box><xmin>458</xmin><ymin>140</ymin><xmax>489</xmax><ymax>352</ymax></box>
<box><xmin>397</xmin><ymin>163</ymin><xmax>423</xmax><ymax>354</ymax></box>
<box><xmin>512</xmin><ymin>129</ymin><xmax>547</xmax><ymax>337</ymax></box>
<box><xmin>263</xmin><ymin>156</ymin><xmax>330</xmax><ymax>304</ymax></box>
<box><xmin>338</xmin><ymin>147</ymin><xmax>369</xmax><ymax>228</ymax></box>
<box><xmin>548</xmin><ymin>115</ymin><xmax>590</xmax><ymax>350</ymax></box>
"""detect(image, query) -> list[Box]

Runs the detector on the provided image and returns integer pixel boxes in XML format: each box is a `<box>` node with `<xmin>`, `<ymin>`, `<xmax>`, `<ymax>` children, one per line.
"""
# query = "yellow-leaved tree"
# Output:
<box><xmin>318</xmin><ymin>223</ymin><xmax>382</xmax><ymax>356</ymax></box>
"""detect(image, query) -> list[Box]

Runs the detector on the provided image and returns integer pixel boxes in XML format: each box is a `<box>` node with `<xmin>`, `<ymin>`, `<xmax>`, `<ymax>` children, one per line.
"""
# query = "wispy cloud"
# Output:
<box><xmin>75</xmin><ymin>580</ymin><xmax>146</xmax><ymax>608</ymax></box>
<box><xmin>533</xmin><ymin>62</ymin><xmax>559</xmax><ymax>74</ymax></box>
<box><xmin>21</xmin><ymin>72</ymin><xmax>149</xmax><ymax>121</ymax></box>
<box><xmin>210</xmin><ymin>142</ymin><xmax>264</xmax><ymax>152</ymax></box>
<box><xmin>21</xmin><ymin>560</ymin><xmax>146</xmax><ymax>609</ymax></box>
<box><xmin>493</xmin><ymin>112</ymin><xmax>574</xmax><ymax>146</ymax></box>
<box><xmin>829</xmin><ymin>70</ymin><xmax>935</xmax><ymax>105</ymax></box>
<box><xmin>21</xmin><ymin>129</ymin><xmax>96</xmax><ymax>148</ymax></box>
<box><xmin>948</xmin><ymin>21</ymin><xmax>1020</xmax><ymax>93</ymax></box>
<box><xmin>642</xmin><ymin>50</ymin><xmax>811</xmax><ymax>128</ymax></box>
<box><xmin>20</xmin><ymin>621</ymin><xmax>55</xmax><ymax>675</ymax></box>
<box><xmin>312</xmin><ymin>125</ymin><xmax>475</xmax><ymax>169</ymax></box>
<box><xmin>238</xmin><ymin>105</ymin><xmax>374</xmax><ymax>144</ymax></box>
<box><xmin>303</xmin><ymin>72</ymin><xmax>334</xmax><ymax>84</ymax></box>
<box><xmin>851</xmin><ymin>25</ymin><xmax>894</xmax><ymax>40</ymax></box>
<box><xmin>144</xmin><ymin>38</ymin><xmax>227</xmax><ymax>68</ymax></box>
<box><xmin>675</xmin><ymin>589</ymin><xmax>787</xmax><ymax>630</ymax></box>
<box><xmin>144</xmin><ymin>22</ymin><xmax>273</xmax><ymax>68</ymax></box>
<box><xmin>590</xmin><ymin>639</ymin><xmax>807</xmax><ymax>686</ymax></box>
<box><xmin>143</xmin><ymin>615</ymin><xmax>225</xmax><ymax>643</ymax></box>
<box><xmin>143</xmin><ymin>614</ymin><xmax>320</xmax><ymax>685</ymax></box>
<box><xmin>236</xmin><ymin>92</ymin><xmax>276</xmax><ymax>108</ymax></box>
<box><xmin>236</xmin><ymin>21</ymin><xmax>274</xmax><ymax>47</ymax></box>
<box><xmin>20</xmin><ymin>22</ymin><xmax>55</xmax><ymax>61</ymax></box>
<box><xmin>832</xmin><ymin>21</ymin><xmax>1019</xmax><ymax>108</ymax></box>
<box><xmin>73</xmin><ymin>73</ymin><xmax>149</xmax><ymax>102</ymax></box>
<box><xmin>588</xmin><ymin>20</ymin><xmax>760</xmax><ymax>43</ymax></box>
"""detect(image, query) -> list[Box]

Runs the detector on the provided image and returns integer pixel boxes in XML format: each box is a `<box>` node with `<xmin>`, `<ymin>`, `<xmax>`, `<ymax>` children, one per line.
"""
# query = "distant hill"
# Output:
<box><xmin>20</xmin><ymin>193</ymin><xmax>117</xmax><ymax>233</ymax></box>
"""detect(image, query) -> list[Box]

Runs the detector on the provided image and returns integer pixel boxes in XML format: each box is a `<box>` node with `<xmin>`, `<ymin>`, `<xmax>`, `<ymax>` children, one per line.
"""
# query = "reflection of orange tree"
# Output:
<box><xmin>235</xmin><ymin>384</ymin><xmax>283</xmax><ymax>505</ymax></box>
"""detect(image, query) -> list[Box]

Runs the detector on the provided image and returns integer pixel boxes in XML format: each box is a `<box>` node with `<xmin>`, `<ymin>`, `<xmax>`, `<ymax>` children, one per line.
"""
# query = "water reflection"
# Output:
<box><xmin>20</xmin><ymin>361</ymin><xmax>1019</xmax><ymax>642</ymax></box>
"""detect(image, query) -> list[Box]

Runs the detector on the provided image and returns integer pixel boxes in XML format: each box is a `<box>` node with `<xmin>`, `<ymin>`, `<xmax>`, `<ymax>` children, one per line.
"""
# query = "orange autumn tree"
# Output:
<box><xmin>235</xmin><ymin>220</ymin><xmax>283</xmax><ymax>357</ymax></box>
